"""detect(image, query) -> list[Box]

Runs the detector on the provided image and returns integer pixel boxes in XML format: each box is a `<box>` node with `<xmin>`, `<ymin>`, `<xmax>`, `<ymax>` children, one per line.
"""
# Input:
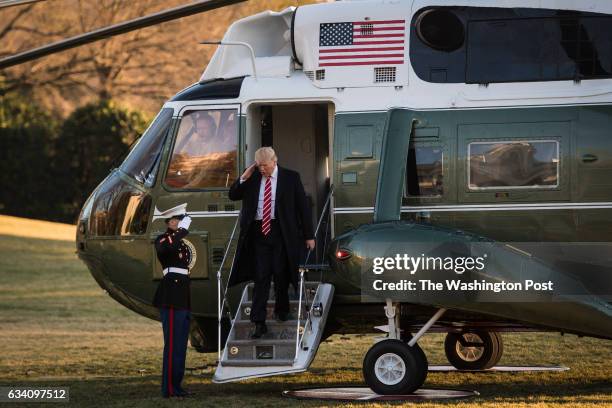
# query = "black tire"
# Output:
<box><xmin>444</xmin><ymin>330</ymin><xmax>503</xmax><ymax>370</ymax></box>
<box><xmin>401</xmin><ymin>334</ymin><xmax>429</xmax><ymax>389</ymax></box>
<box><xmin>363</xmin><ymin>339</ymin><xmax>427</xmax><ymax>395</ymax></box>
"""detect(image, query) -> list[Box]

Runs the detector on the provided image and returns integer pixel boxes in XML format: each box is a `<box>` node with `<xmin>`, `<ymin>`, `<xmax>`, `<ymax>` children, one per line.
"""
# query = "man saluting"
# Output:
<box><xmin>153</xmin><ymin>212</ymin><xmax>194</xmax><ymax>398</ymax></box>
<box><xmin>228</xmin><ymin>147</ymin><xmax>315</xmax><ymax>339</ymax></box>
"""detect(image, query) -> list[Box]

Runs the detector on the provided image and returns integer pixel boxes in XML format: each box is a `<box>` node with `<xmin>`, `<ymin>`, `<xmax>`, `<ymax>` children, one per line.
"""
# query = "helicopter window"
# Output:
<box><xmin>415</xmin><ymin>9</ymin><xmax>465</xmax><ymax>52</ymax></box>
<box><xmin>120</xmin><ymin>108</ymin><xmax>173</xmax><ymax>185</ymax></box>
<box><xmin>89</xmin><ymin>173</ymin><xmax>152</xmax><ymax>236</ymax></box>
<box><xmin>410</xmin><ymin>7</ymin><xmax>612</xmax><ymax>84</ymax></box>
<box><xmin>405</xmin><ymin>144</ymin><xmax>443</xmax><ymax>197</ymax></box>
<box><xmin>164</xmin><ymin>109</ymin><xmax>238</xmax><ymax>189</ymax></box>
<box><xmin>468</xmin><ymin>140</ymin><xmax>559</xmax><ymax>189</ymax></box>
<box><xmin>466</xmin><ymin>16</ymin><xmax>612</xmax><ymax>83</ymax></box>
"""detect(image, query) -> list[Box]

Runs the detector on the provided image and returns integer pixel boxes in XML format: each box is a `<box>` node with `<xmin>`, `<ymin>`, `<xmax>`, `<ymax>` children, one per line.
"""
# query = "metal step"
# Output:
<box><xmin>225</xmin><ymin>339</ymin><xmax>296</xmax><ymax>361</ymax></box>
<box><xmin>246</xmin><ymin>282</ymin><xmax>319</xmax><ymax>301</ymax></box>
<box><xmin>214</xmin><ymin>283</ymin><xmax>335</xmax><ymax>383</ymax></box>
<box><xmin>299</xmin><ymin>263</ymin><xmax>331</xmax><ymax>271</ymax></box>
<box><xmin>220</xmin><ymin>359</ymin><xmax>295</xmax><ymax>367</ymax></box>
<box><xmin>239</xmin><ymin>300</ymin><xmax>303</xmax><ymax>320</ymax></box>
<box><xmin>231</xmin><ymin>320</ymin><xmax>303</xmax><ymax>341</ymax></box>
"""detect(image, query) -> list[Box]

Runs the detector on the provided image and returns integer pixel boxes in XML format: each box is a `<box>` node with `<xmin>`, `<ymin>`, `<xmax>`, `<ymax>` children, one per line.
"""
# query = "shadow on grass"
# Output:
<box><xmin>8</xmin><ymin>372</ymin><xmax>612</xmax><ymax>407</ymax></box>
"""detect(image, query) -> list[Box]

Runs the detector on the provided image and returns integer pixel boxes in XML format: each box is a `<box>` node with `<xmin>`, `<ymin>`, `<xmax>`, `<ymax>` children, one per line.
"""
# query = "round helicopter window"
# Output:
<box><xmin>415</xmin><ymin>9</ymin><xmax>465</xmax><ymax>52</ymax></box>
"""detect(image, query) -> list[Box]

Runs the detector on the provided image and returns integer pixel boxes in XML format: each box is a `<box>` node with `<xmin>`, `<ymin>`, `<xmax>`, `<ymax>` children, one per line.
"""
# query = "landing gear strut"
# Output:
<box><xmin>362</xmin><ymin>301</ymin><xmax>445</xmax><ymax>395</ymax></box>
<box><xmin>444</xmin><ymin>330</ymin><xmax>503</xmax><ymax>370</ymax></box>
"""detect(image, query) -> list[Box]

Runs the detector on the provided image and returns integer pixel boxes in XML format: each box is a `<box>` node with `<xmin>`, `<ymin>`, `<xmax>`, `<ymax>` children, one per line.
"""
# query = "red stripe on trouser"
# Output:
<box><xmin>168</xmin><ymin>307</ymin><xmax>174</xmax><ymax>396</ymax></box>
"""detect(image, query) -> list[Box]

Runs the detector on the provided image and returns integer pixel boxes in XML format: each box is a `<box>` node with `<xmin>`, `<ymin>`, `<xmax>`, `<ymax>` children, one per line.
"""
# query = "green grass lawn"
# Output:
<box><xmin>0</xmin><ymin>232</ymin><xmax>611</xmax><ymax>407</ymax></box>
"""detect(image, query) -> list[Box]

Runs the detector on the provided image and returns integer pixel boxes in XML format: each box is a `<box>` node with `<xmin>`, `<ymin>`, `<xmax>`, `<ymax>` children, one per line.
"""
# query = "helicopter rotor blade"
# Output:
<box><xmin>0</xmin><ymin>0</ymin><xmax>45</xmax><ymax>9</ymax></box>
<box><xmin>0</xmin><ymin>0</ymin><xmax>245</xmax><ymax>70</ymax></box>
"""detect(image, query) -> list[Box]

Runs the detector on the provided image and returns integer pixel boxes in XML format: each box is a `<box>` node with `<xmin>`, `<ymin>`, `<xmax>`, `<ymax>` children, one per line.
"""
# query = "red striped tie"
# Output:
<box><xmin>262</xmin><ymin>177</ymin><xmax>272</xmax><ymax>235</ymax></box>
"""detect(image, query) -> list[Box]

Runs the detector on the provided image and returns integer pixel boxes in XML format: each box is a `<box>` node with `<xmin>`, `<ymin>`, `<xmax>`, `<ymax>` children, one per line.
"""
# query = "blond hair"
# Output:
<box><xmin>255</xmin><ymin>146</ymin><xmax>277</xmax><ymax>162</ymax></box>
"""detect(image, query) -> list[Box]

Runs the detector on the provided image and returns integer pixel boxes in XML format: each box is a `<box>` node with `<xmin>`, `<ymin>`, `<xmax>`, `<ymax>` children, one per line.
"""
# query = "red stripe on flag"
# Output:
<box><xmin>320</xmin><ymin>53</ymin><xmax>404</xmax><ymax>60</ymax></box>
<box><xmin>351</xmin><ymin>40</ymin><xmax>404</xmax><ymax>45</ymax></box>
<box><xmin>353</xmin><ymin>27</ymin><xmax>404</xmax><ymax>32</ymax></box>
<box><xmin>319</xmin><ymin>60</ymin><xmax>404</xmax><ymax>67</ymax></box>
<box><xmin>353</xmin><ymin>33</ymin><xmax>404</xmax><ymax>39</ymax></box>
<box><xmin>352</xmin><ymin>20</ymin><xmax>405</xmax><ymax>25</ymax></box>
<box><xmin>320</xmin><ymin>46</ymin><xmax>404</xmax><ymax>53</ymax></box>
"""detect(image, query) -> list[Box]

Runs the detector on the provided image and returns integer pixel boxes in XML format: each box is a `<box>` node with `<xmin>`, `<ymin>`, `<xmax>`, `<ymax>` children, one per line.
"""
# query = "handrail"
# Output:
<box><xmin>294</xmin><ymin>185</ymin><xmax>334</xmax><ymax>362</ymax></box>
<box><xmin>217</xmin><ymin>215</ymin><xmax>240</xmax><ymax>360</ymax></box>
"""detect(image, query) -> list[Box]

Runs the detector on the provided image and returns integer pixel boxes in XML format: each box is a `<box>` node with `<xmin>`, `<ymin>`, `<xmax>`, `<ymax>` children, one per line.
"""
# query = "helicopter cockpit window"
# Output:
<box><xmin>89</xmin><ymin>173</ymin><xmax>152</xmax><ymax>236</ymax></box>
<box><xmin>164</xmin><ymin>109</ymin><xmax>238</xmax><ymax>189</ymax></box>
<box><xmin>120</xmin><ymin>108</ymin><xmax>173</xmax><ymax>186</ymax></box>
<box><xmin>405</xmin><ymin>145</ymin><xmax>443</xmax><ymax>197</ymax></box>
<box><xmin>468</xmin><ymin>140</ymin><xmax>559</xmax><ymax>189</ymax></box>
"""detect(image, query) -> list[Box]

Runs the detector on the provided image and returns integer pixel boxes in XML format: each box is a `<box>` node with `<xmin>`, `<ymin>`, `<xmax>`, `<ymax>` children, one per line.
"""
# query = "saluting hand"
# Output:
<box><xmin>178</xmin><ymin>215</ymin><xmax>192</xmax><ymax>230</ymax></box>
<box><xmin>240</xmin><ymin>163</ymin><xmax>257</xmax><ymax>181</ymax></box>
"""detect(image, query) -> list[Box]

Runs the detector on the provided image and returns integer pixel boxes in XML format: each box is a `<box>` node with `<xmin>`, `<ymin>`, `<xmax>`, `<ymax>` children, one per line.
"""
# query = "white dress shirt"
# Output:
<box><xmin>240</xmin><ymin>165</ymin><xmax>278</xmax><ymax>220</ymax></box>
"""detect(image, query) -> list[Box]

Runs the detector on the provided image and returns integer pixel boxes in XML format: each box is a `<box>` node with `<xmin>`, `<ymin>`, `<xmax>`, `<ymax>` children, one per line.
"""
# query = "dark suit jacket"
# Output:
<box><xmin>227</xmin><ymin>166</ymin><xmax>314</xmax><ymax>288</ymax></box>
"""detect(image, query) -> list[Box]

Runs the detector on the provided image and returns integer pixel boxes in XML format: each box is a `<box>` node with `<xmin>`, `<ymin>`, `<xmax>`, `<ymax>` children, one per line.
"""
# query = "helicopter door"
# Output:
<box><xmin>333</xmin><ymin>112</ymin><xmax>386</xmax><ymax>234</ymax></box>
<box><xmin>151</xmin><ymin>104</ymin><xmax>241</xmax><ymax>292</ymax></box>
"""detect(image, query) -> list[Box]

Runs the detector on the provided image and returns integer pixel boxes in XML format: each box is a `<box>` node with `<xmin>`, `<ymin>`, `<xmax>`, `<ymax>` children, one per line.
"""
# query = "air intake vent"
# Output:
<box><xmin>224</xmin><ymin>204</ymin><xmax>235</xmax><ymax>211</ymax></box>
<box><xmin>212</xmin><ymin>247</ymin><xmax>224</xmax><ymax>265</ymax></box>
<box><xmin>315</xmin><ymin>69</ymin><xmax>325</xmax><ymax>80</ymax></box>
<box><xmin>304</xmin><ymin>70</ymin><xmax>314</xmax><ymax>80</ymax></box>
<box><xmin>360</xmin><ymin>23</ymin><xmax>374</xmax><ymax>36</ymax></box>
<box><xmin>208</xmin><ymin>204</ymin><xmax>218</xmax><ymax>212</ymax></box>
<box><xmin>374</xmin><ymin>66</ymin><xmax>396</xmax><ymax>83</ymax></box>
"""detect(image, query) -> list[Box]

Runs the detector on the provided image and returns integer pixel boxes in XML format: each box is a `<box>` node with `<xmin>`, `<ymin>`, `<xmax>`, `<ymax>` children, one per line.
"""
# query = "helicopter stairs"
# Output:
<box><xmin>214</xmin><ymin>187</ymin><xmax>335</xmax><ymax>382</ymax></box>
<box><xmin>213</xmin><ymin>277</ymin><xmax>334</xmax><ymax>382</ymax></box>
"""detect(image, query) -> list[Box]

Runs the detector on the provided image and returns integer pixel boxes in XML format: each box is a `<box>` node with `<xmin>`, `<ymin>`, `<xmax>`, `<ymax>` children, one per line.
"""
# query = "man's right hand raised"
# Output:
<box><xmin>240</xmin><ymin>163</ymin><xmax>257</xmax><ymax>182</ymax></box>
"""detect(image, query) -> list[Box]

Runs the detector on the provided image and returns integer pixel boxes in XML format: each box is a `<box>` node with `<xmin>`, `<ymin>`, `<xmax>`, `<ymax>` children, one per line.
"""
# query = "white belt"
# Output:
<box><xmin>163</xmin><ymin>267</ymin><xmax>189</xmax><ymax>276</ymax></box>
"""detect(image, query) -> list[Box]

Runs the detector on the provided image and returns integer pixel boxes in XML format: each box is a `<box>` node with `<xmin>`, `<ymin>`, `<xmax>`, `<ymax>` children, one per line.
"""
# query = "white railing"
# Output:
<box><xmin>294</xmin><ymin>186</ymin><xmax>334</xmax><ymax>362</ymax></box>
<box><xmin>217</xmin><ymin>216</ymin><xmax>240</xmax><ymax>360</ymax></box>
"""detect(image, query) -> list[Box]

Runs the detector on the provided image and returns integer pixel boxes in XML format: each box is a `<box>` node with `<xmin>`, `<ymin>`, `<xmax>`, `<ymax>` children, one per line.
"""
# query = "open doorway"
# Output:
<box><xmin>246</xmin><ymin>102</ymin><xmax>333</xmax><ymax>261</ymax></box>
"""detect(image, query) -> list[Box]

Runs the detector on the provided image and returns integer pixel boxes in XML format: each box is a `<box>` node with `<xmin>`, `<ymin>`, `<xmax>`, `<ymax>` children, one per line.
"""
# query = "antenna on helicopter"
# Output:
<box><xmin>200</xmin><ymin>40</ymin><xmax>258</xmax><ymax>80</ymax></box>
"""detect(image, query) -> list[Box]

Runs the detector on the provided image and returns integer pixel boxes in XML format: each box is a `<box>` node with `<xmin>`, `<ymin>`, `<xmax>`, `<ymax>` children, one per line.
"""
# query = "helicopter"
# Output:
<box><xmin>3</xmin><ymin>0</ymin><xmax>612</xmax><ymax>395</ymax></box>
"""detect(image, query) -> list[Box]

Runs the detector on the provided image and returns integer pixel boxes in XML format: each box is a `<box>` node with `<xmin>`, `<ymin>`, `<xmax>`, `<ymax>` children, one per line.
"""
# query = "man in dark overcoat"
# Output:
<box><xmin>228</xmin><ymin>147</ymin><xmax>314</xmax><ymax>338</ymax></box>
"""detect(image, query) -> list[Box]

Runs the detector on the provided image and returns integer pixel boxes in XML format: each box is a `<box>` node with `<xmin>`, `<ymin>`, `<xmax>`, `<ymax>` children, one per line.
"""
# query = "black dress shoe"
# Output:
<box><xmin>276</xmin><ymin>312</ymin><xmax>293</xmax><ymax>322</ymax></box>
<box><xmin>251</xmin><ymin>322</ymin><xmax>268</xmax><ymax>339</ymax></box>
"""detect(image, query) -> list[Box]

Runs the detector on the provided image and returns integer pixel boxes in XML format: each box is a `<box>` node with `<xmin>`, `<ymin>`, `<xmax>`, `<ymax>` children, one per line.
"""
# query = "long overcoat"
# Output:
<box><xmin>227</xmin><ymin>166</ymin><xmax>314</xmax><ymax>289</ymax></box>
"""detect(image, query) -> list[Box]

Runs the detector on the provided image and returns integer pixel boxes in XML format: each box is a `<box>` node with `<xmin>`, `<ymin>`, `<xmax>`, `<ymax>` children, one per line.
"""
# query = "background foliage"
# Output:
<box><xmin>0</xmin><ymin>0</ymin><xmax>316</xmax><ymax>223</ymax></box>
<box><xmin>0</xmin><ymin>95</ymin><xmax>148</xmax><ymax>222</ymax></box>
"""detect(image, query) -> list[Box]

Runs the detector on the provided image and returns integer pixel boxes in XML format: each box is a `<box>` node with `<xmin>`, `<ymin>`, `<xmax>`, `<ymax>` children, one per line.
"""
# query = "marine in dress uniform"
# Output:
<box><xmin>153</xmin><ymin>213</ymin><xmax>194</xmax><ymax>398</ymax></box>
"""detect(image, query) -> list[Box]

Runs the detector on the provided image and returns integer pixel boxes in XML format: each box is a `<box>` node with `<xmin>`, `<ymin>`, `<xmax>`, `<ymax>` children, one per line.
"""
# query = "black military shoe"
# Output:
<box><xmin>175</xmin><ymin>388</ymin><xmax>195</xmax><ymax>397</ymax></box>
<box><xmin>251</xmin><ymin>322</ymin><xmax>268</xmax><ymax>339</ymax></box>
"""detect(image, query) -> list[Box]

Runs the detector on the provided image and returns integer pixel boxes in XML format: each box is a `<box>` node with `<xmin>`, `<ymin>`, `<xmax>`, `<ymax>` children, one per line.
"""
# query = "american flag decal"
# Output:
<box><xmin>318</xmin><ymin>19</ymin><xmax>405</xmax><ymax>67</ymax></box>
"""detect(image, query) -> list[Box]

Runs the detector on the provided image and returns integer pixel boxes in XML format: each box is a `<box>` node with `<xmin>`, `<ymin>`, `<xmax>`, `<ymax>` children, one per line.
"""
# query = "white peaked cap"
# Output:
<box><xmin>154</xmin><ymin>203</ymin><xmax>188</xmax><ymax>219</ymax></box>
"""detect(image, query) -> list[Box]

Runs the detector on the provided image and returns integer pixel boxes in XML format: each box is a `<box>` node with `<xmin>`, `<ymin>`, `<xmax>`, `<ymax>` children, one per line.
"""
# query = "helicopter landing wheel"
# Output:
<box><xmin>363</xmin><ymin>339</ymin><xmax>428</xmax><ymax>395</ymax></box>
<box><xmin>444</xmin><ymin>330</ymin><xmax>503</xmax><ymax>370</ymax></box>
